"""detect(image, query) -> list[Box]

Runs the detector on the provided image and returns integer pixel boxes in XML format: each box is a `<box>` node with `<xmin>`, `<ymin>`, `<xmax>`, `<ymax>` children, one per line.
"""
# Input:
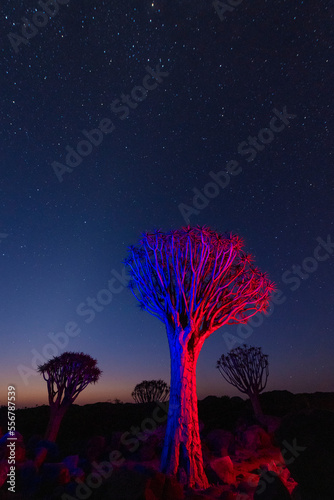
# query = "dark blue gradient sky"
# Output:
<box><xmin>1</xmin><ymin>0</ymin><xmax>333</xmax><ymax>407</ymax></box>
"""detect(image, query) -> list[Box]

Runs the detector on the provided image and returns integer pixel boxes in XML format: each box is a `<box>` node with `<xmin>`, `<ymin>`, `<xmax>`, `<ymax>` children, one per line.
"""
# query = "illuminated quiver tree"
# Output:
<box><xmin>124</xmin><ymin>226</ymin><xmax>275</xmax><ymax>489</ymax></box>
<box><xmin>132</xmin><ymin>379</ymin><xmax>170</xmax><ymax>403</ymax></box>
<box><xmin>217</xmin><ymin>344</ymin><xmax>269</xmax><ymax>418</ymax></box>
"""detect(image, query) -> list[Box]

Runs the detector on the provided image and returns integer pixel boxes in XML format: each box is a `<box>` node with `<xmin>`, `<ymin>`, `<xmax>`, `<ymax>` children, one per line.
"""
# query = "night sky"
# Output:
<box><xmin>1</xmin><ymin>0</ymin><xmax>333</xmax><ymax>408</ymax></box>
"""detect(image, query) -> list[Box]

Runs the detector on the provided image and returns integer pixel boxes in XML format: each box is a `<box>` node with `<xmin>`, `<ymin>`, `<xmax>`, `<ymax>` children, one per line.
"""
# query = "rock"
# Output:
<box><xmin>253</xmin><ymin>469</ymin><xmax>291</xmax><ymax>499</ymax></box>
<box><xmin>205</xmin><ymin>456</ymin><xmax>235</xmax><ymax>485</ymax></box>
<box><xmin>88</xmin><ymin>464</ymin><xmax>184</xmax><ymax>500</ymax></box>
<box><xmin>241</xmin><ymin>425</ymin><xmax>271</xmax><ymax>451</ymax></box>
<box><xmin>63</xmin><ymin>455</ymin><xmax>79</xmax><ymax>469</ymax></box>
<box><xmin>0</xmin><ymin>430</ymin><xmax>24</xmax><ymax>446</ymax></box>
<box><xmin>185</xmin><ymin>485</ymin><xmax>224</xmax><ymax>500</ymax></box>
<box><xmin>205</xmin><ymin>485</ymin><xmax>224</xmax><ymax>498</ymax></box>
<box><xmin>63</xmin><ymin>454</ymin><xmax>85</xmax><ymax>480</ymax></box>
<box><xmin>162</xmin><ymin>474</ymin><xmax>185</xmax><ymax>500</ymax></box>
<box><xmin>236</xmin><ymin>479</ymin><xmax>256</xmax><ymax>494</ymax></box>
<box><xmin>41</xmin><ymin>462</ymin><xmax>71</xmax><ymax>486</ymax></box>
<box><xmin>275</xmin><ymin>409</ymin><xmax>334</xmax><ymax>498</ymax></box>
<box><xmin>0</xmin><ymin>431</ymin><xmax>25</xmax><ymax>463</ymax></box>
<box><xmin>205</xmin><ymin>429</ymin><xmax>234</xmax><ymax>457</ymax></box>
<box><xmin>234</xmin><ymin>494</ymin><xmax>251</xmax><ymax>500</ymax></box>
<box><xmin>219</xmin><ymin>493</ymin><xmax>237</xmax><ymax>500</ymax></box>
<box><xmin>185</xmin><ymin>494</ymin><xmax>207</xmax><ymax>500</ymax></box>
<box><xmin>144</xmin><ymin>471</ymin><xmax>166</xmax><ymax>499</ymax></box>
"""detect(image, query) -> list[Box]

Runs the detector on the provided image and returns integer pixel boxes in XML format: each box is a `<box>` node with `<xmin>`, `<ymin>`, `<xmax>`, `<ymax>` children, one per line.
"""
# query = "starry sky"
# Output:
<box><xmin>1</xmin><ymin>0</ymin><xmax>333</xmax><ymax>408</ymax></box>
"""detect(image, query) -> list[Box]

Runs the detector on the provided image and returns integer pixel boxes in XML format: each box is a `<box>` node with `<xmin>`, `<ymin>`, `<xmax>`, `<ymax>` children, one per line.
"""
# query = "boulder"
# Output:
<box><xmin>0</xmin><ymin>431</ymin><xmax>25</xmax><ymax>462</ymax></box>
<box><xmin>185</xmin><ymin>485</ymin><xmax>224</xmax><ymax>500</ymax></box>
<box><xmin>41</xmin><ymin>462</ymin><xmax>71</xmax><ymax>486</ymax></box>
<box><xmin>185</xmin><ymin>494</ymin><xmax>207</xmax><ymax>500</ymax></box>
<box><xmin>144</xmin><ymin>471</ymin><xmax>165</xmax><ymax>499</ymax></box>
<box><xmin>241</xmin><ymin>425</ymin><xmax>271</xmax><ymax>451</ymax></box>
<box><xmin>236</xmin><ymin>479</ymin><xmax>256</xmax><ymax>495</ymax></box>
<box><xmin>253</xmin><ymin>469</ymin><xmax>291</xmax><ymax>499</ymax></box>
<box><xmin>145</xmin><ymin>472</ymin><xmax>184</xmax><ymax>500</ymax></box>
<box><xmin>86</xmin><ymin>464</ymin><xmax>184</xmax><ymax>500</ymax></box>
<box><xmin>63</xmin><ymin>455</ymin><xmax>79</xmax><ymax>469</ymax></box>
<box><xmin>219</xmin><ymin>493</ymin><xmax>237</xmax><ymax>500</ymax></box>
<box><xmin>205</xmin><ymin>456</ymin><xmax>235</xmax><ymax>485</ymax></box>
<box><xmin>205</xmin><ymin>485</ymin><xmax>226</xmax><ymax>498</ymax></box>
<box><xmin>63</xmin><ymin>455</ymin><xmax>85</xmax><ymax>480</ymax></box>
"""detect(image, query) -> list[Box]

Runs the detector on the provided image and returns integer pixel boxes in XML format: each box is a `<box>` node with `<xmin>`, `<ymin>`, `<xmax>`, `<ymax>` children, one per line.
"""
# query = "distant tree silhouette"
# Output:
<box><xmin>38</xmin><ymin>352</ymin><xmax>101</xmax><ymax>442</ymax></box>
<box><xmin>124</xmin><ymin>226</ymin><xmax>274</xmax><ymax>488</ymax></box>
<box><xmin>132</xmin><ymin>379</ymin><xmax>170</xmax><ymax>403</ymax></box>
<box><xmin>217</xmin><ymin>344</ymin><xmax>269</xmax><ymax>418</ymax></box>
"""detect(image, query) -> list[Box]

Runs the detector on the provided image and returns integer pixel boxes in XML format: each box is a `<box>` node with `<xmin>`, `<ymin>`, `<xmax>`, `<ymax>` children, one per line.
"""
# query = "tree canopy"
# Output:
<box><xmin>125</xmin><ymin>226</ymin><xmax>275</xmax><ymax>339</ymax></box>
<box><xmin>217</xmin><ymin>344</ymin><xmax>269</xmax><ymax>395</ymax></box>
<box><xmin>38</xmin><ymin>351</ymin><xmax>102</xmax><ymax>407</ymax></box>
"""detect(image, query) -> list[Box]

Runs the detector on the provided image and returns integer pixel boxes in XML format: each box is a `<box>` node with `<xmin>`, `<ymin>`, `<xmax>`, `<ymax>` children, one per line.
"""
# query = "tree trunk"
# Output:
<box><xmin>248</xmin><ymin>391</ymin><xmax>263</xmax><ymax>418</ymax></box>
<box><xmin>44</xmin><ymin>405</ymin><xmax>67</xmax><ymax>442</ymax></box>
<box><xmin>160</xmin><ymin>334</ymin><xmax>209</xmax><ymax>490</ymax></box>
<box><xmin>34</xmin><ymin>405</ymin><xmax>68</xmax><ymax>468</ymax></box>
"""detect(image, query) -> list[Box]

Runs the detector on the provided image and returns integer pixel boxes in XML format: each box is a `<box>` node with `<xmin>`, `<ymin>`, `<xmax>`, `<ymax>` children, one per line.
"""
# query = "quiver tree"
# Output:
<box><xmin>132</xmin><ymin>379</ymin><xmax>170</xmax><ymax>403</ymax></box>
<box><xmin>124</xmin><ymin>226</ymin><xmax>275</xmax><ymax>489</ymax></box>
<box><xmin>38</xmin><ymin>352</ymin><xmax>101</xmax><ymax>443</ymax></box>
<box><xmin>217</xmin><ymin>344</ymin><xmax>269</xmax><ymax>418</ymax></box>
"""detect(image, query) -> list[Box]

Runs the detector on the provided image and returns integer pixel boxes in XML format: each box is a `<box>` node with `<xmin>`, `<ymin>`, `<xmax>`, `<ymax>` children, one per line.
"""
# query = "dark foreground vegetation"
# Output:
<box><xmin>0</xmin><ymin>391</ymin><xmax>334</xmax><ymax>500</ymax></box>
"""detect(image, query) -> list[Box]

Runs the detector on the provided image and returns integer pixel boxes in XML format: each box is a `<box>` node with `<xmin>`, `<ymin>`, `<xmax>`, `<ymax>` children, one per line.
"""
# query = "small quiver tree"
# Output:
<box><xmin>38</xmin><ymin>352</ymin><xmax>101</xmax><ymax>443</ymax></box>
<box><xmin>217</xmin><ymin>344</ymin><xmax>269</xmax><ymax>418</ymax></box>
<box><xmin>124</xmin><ymin>226</ymin><xmax>275</xmax><ymax>489</ymax></box>
<box><xmin>132</xmin><ymin>379</ymin><xmax>170</xmax><ymax>403</ymax></box>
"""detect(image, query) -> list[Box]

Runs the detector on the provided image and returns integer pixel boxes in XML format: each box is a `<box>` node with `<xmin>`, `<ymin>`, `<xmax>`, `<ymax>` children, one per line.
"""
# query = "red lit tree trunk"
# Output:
<box><xmin>44</xmin><ymin>405</ymin><xmax>68</xmax><ymax>442</ymax></box>
<box><xmin>160</xmin><ymin>332</ymin><xmax>209</xmax><ymax>490</ymax></box>
<box><xmin>248</xmin><ymin>390</ymin><xmax>263</xmax><ymax>419</ymax></box>
<box><xmin>35</xmin><ymin>405</ymin><xmax>68</xmax><ymax>468</ymax></box>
